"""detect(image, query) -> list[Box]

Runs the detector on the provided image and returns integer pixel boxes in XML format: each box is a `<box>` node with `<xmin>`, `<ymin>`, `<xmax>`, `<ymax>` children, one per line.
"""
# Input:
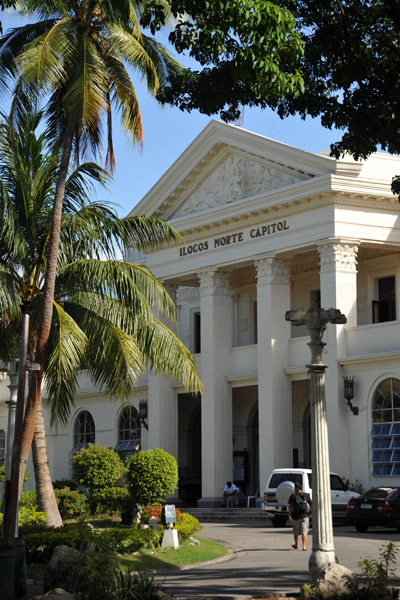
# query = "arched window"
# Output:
<box><xmin>73</xmin><ymin>411</ymin><xmax>95</xmax><ymax>454</ymax></box>
<box><xmin>371</xmin><ymin>378</ymin><xmax>400</xmax><ymax>476</ymax></box>
<box><xmin>0</xmin><ymin>429</ymin><xmax>5</xmax><ymax>466</ymax></box>
<box><xmin>116</xmin><ymin>406</ymin><xmax>141</xmax><ymax>456</ymax></box>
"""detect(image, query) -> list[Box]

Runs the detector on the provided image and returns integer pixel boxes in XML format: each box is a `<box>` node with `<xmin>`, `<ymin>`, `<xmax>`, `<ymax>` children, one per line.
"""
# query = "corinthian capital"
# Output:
<box><xmin>254</xmin><ymin>257</ymin><xmax>290</xmax><ymax>285</ymax></box>
<box><xmin>198</xmin><ymin>270</ymin><xmax>231</xmax><ymax>296</ymax></box>
<box><xmin>317</xmin><ymin>240</ymin><xmax>359</xmax><ymax>273</ymax></box>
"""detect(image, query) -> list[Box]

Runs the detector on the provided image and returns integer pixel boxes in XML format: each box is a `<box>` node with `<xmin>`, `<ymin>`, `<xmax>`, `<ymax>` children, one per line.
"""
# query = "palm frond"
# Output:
<box><xmin>133</xmin><ymin>314</ymin><xmax>202</xmax><ymax>393</ymax></box>
<box><xmin>16</xmin><ymin>17</ymin><xmax>75</xmax><ymax>92</ymax></box>
<box><xmin>45</xmin><ymin>300</ymin><xmax>87</xmax><ymax>425</ymax></box>
<box><xmin>57</xmin><ymin>259</ymin><xmax>177</xmax><ymax>322</ymax></box>
<box><xmin>65</xmin><ymin>298</ymin><xmax>145</xmax><ymax>396</ymax></box>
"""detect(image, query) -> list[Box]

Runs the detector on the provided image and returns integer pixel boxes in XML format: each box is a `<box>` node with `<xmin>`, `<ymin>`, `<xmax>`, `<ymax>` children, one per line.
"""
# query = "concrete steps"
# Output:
<box><xmin>181</xmin><ymin>507</ymin><xmax>270</xmax><ymax>523</ymax></box>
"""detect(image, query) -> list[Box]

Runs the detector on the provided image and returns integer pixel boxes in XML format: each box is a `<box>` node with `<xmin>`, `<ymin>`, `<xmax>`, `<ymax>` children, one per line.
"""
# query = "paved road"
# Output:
<box><xmin>158</xmin><ymin>520</ymin><xmax>400</xmax><ymax>597</ymax></box>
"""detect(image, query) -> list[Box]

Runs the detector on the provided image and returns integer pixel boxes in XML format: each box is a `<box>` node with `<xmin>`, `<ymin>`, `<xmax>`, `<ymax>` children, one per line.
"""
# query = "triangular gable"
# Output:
<box><xmin>131</xmin><ymin>120</ymin><xmax>341</xmax><ymax>222</ymax></box>
<box><xmin>169</xmin><ymin>146</ymin><xmax>313</xmax><ymax>219</ymax></box>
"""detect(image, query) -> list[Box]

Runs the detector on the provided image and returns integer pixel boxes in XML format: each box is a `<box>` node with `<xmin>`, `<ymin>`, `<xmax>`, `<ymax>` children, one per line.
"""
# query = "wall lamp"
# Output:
<box><xmin>139</xmin><ymin>399</ymin><xmax>148</xmax><ymax>430</ymax></box>
<box><xmin>343</xmin><ymin>376</ymin><xmax>359</xmax><ymax>415</ymax></box>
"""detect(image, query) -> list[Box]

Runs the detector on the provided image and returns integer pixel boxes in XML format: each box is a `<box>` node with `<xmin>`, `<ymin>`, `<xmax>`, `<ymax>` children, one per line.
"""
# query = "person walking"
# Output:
<box><xmin>288</xmin><ymin>481</ymin><xmax>312</xmax><ymax>550</ymax></box>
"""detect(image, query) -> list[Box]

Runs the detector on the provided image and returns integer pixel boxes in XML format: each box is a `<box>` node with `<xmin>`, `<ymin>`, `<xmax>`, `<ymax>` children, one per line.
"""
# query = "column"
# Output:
<box><xmin>198</xmin><ymin>270</ymin><xmax>232</xmax><ymax>507</ymax></box>
<box><xmin>148</xmin><ymin>284</ymin><xmax>179</xmax><ymax>500</ymax></box>
<box><xmin>255</xmin><ymin>256</ymin><xmax>291</xmax><ymax>491</ymax></box>
<box><xmin>317</xmin><ymin>239</ymin><xmax>359</xmax><ymax>473</ymax></box>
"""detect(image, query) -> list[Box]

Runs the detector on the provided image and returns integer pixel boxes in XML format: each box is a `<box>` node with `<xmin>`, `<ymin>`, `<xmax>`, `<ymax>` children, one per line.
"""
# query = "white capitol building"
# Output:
<box><xmin>1</xmin><ymin>120</ymin><xmax>400</xmax><ymax>505</ymax></box>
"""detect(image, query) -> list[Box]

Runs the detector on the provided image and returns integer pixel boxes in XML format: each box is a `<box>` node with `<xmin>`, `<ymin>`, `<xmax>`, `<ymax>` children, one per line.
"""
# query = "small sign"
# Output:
<box><xmin>164</xmin><ymin>504</ymin><xmax>176</xmax><ymax>525</ymax></box>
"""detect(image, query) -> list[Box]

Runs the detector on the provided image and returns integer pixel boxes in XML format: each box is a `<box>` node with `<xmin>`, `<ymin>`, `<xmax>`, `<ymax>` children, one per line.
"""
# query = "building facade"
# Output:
<box><xmin>1</xmin><ymin>120</ymin><xmax>400</xmax><ymax>504</ymax></box>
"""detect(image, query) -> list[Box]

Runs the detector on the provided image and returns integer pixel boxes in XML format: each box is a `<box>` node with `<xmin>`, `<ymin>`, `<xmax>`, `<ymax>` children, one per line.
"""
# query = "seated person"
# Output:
<box><xmin>222</xmin><ymin>481</ymin><xmax>240</xmax><ymax>506</ymax></box>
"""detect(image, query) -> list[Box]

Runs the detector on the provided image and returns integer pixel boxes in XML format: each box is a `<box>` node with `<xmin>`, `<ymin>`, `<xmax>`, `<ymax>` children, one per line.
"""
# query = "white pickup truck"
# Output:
<box><xmin>262</xmin><ymin>468</ymin><xmax>359</xmax><ymax>527</ymax></box>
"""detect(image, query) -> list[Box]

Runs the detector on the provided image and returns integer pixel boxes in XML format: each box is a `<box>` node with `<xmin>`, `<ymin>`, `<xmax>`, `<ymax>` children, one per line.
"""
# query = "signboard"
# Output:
<box><xmin>164</xmin><ymin>504</ymin><xmax>177</xmax><ymax>525</ymax></box>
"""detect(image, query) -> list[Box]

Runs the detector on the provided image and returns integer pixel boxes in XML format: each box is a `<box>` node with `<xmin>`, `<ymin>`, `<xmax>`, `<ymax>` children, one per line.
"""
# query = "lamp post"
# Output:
<box><xmin>285</xmin><ymin>307</ymin><xmax>346</xmax><ymax>580</ymax></box>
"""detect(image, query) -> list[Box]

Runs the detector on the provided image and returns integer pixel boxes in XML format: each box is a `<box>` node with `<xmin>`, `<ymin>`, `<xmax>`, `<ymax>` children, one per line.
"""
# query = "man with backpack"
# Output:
<box><xmin>288</xmin><ymin>481</ymin><xmax>312</xmax><ymax>550</ymax></box>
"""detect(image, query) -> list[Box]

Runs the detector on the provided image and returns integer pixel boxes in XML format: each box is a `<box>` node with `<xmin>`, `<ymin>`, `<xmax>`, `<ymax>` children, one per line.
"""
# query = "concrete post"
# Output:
<box><xmin>285</xmin><ymin>307</ymin><xmax>346</xmax><ymax>580</ymax></box>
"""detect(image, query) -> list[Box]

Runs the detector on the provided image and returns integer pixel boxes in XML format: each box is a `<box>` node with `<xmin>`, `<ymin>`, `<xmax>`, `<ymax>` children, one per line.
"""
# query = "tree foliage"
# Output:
<box><xmin>126</xmin><ymin>447</ymin><xmax>178</xmax><ymax>505</ymax></box>
<box><xmin>144</xmin><ymin>0</ymin><xmax>304</xmax><ymax>121</ymax></box>
<box><xmin>274</xmin><ymin>0</ymin><xmax>400</xmax><ymax>163</ymax></box>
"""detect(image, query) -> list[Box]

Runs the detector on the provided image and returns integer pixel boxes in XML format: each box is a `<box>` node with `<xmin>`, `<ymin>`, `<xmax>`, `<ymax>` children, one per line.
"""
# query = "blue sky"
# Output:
<box><xmin>1</xmin><ymin>10</ymin><xmax>344</xmax><ymax>218</ymax></box>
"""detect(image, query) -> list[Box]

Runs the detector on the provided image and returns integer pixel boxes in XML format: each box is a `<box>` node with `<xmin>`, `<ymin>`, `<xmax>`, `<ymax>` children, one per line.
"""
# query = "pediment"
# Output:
<box><xmin>167</xmin><ymin>147</ymin><xmax>314</xmax><ymax>219</ymax></box>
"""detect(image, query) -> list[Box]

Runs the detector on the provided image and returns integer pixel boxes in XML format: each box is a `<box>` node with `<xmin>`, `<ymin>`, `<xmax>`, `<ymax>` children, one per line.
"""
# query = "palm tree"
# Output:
<box><xmin>0</xmin><ymin>0</ymin><xmax>182</xmax><ymax>525</ymax></box>
<box><xmin>0</xmin><ymin>107</ymin><xmax>200</xmax><ymax>526</ymax></box>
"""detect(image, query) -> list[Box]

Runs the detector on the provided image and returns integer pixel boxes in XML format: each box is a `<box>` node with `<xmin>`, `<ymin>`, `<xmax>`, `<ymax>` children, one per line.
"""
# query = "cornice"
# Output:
<box><xmin>164</xmin><ymin>180</ymin><xmax>398</xmax><ymax>244</ymax></box>
<box><xmin>338</xmin><ymin>351</ymin><xmax>400</xmax><ymax>366</ymax></box>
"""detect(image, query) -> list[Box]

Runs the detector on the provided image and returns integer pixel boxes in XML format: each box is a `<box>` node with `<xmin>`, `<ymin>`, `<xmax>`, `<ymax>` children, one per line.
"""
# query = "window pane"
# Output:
<box><xmin>371</xmin><ymin>379</ymin><xmax>400</xmax><ymax>477</ymax></box>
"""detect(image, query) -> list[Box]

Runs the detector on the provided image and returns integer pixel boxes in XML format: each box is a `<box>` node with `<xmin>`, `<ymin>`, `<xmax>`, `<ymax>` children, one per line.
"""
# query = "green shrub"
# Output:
<box><xmin>19</xmin><ymin>490</ymin><xmax>37</xmax><ymax>508</ymax></box>
<box><xmin>54</xmin><ymin>487</ymin><xmax>89</xmax><ymax>519</ymax></box>
<box><xmin>53</xmin><ymin>478</ymin><xmax>78</xmax><ymax>491</ymax></box>
<box><xmin>0</xmin><ymin>506</ymin><xmax>47</xmax><ymax>528</ymax></box>
<box><xmin>23</xmin><ymin>523</ymin><xmax>94</xmax><ymax>563</ymax></box>
<box><xmin>61</xmin><ymin>548</ymin><xmax>118</xmax><ymax>600</ymax></box>
<box><xmin>88</xmin><ymin>486</ymin><xmax>128</xmax><ymax>515</ymax></box>
<box><xmin>125</xmin><ymin>448</ymin><xmax>178</xmax><ymax>505</ymax></box>
<box><xmin>72</xmin><ymin>445</ymin><xmax>124</xmax><ymax>491</ymax></box>
<box><xmin>95</xmin><ymin>526</ymin><xmax>161</xmax><ymax>554</ymax></box>
<box><xmin>0</xmin><ymin>465</ymin><xmax>29</xmax><ymax>485</ymax></box>
<box><xmin>175</xmin><ymin>512</ymin><xmax>202</xmax><ymax>544</ymax></box>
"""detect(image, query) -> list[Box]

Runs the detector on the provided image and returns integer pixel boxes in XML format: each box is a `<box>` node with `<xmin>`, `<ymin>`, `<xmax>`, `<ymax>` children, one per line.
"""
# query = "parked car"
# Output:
<box><xmin>346</xmin><ymin>487</ymin><xmax>400</xmax><ymax>532</ymax></box>
<box><xmin>262</xmin><ymin>468</ymin><xmax>359</xmax><ymax>527</ymax></box>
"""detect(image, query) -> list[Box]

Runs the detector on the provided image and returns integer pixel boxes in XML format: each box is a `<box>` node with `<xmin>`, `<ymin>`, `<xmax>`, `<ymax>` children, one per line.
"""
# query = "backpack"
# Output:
<box><xmin>292</xmin><ymin>492</ymin><xmax>310</xmax><ymax>517</ymax></box>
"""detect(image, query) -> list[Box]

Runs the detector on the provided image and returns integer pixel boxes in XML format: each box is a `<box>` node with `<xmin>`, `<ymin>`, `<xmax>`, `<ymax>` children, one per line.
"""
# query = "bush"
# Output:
<box><xmin>53</xmin><ymin>478</ymin><xmax>78</xmax><ymax>491</ymax></box>
<box><xmin>175</xmin><ymin>512</ymin><xmax>202</xmax><ymax>544</ymax></box>
<box><xmin>61</xmin><ymin>548</ymin><xmax>118</xmax><ymax>600</ymax></box>
<box><xmin>125</xmin><ymin>448</ymin><xmax>178</xmax><ymax>505</ymax></box>
<box><xmin>88</xmin><ymin>486</ymin><xmax>128</xmax><ymax>516</ymax></box>
<box><xmin>19</xmin><ymin>490</ymin><xmax>37</xmax><ymax>508</ymax></box>
<box><xmin>141</xmin><ymin>503</ymin><xmax>163</xmax><ymax>524</ymax></box>
<box><xmin>0</xmin><ymin>506</ymin><xmax>47</xmax><ymax>528</ymax></box>
<box><xmin>0</xmin><ymin>465</ymin><xmax>29</xmax><ymax>485</ymax></box>
<box><xmin>95</xmin><ymin>527</ymin><xmax>161</xmax><ymax>554</ymax></box>
<box><xmin>72</xmin><ymin>445</ymin><xmax>124</xmax><ymax>491</ymax></box>
<box><xmin>54</xmin><ymin>488</ymin><xmax>88</xmax><ymax>519</ymax></box>
<box><xmin>23</xmin><ymin>522</ymin><xmax>94</xmax><ymax>563</ymax></box>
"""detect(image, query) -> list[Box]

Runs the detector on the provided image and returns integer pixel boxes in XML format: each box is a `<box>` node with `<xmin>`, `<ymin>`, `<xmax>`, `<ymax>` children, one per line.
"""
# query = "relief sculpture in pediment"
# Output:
<box><xmin>173</xmin><ymin>153</ymin><xmax>311</xmax><ymax>218</ymax></box>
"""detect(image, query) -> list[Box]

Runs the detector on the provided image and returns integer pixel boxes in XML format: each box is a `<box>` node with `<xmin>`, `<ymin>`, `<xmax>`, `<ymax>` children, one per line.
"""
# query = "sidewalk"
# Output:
<box><xmin>157</xmin><ymin>520</ymin><xmax>400</xmax><ymax>598</ymax></box>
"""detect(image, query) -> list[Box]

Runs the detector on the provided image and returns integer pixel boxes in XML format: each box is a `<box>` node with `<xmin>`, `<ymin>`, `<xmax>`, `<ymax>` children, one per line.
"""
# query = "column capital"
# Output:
<box><xmin>198</xmin><ymin>270</ymin><xmax>231</xmax><ymax>296</ymax></box>
<box><xmin>254</xmin><ymin>256</ymin><xmax>290</xmax><ymax>285</ymax></box>
<box><xmin>317</xmin><ymin>239</ymin><xmax>359</xmax><ymax>273</ymax></box>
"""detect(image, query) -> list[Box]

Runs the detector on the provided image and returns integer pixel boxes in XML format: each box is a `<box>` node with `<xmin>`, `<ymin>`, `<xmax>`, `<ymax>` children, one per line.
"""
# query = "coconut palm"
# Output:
<box><xmin>0</xmin><ymin>0</ymin><xmax>181</xmax><ymax>525</ymax></box>
<box><xmin>0</xmin><ymin>107</ymin><xmax>200</xmax><ymax>526</ymax></box>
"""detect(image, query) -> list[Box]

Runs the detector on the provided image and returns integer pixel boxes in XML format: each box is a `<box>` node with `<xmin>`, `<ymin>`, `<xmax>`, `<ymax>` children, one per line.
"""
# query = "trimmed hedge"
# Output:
<box><xmin>126</xmin><ymin>448</ymin><xmax>178</xmax><ymax>505</ymax></box>
<box><xmin>72</xmin><ymin>445</ymin><xmax>124</xmax><ymax>491</ymax></box>
<box><xmin>21</xmin><ymin>523</ymin><xmax>161</xmax><ymax>563</ymax></box>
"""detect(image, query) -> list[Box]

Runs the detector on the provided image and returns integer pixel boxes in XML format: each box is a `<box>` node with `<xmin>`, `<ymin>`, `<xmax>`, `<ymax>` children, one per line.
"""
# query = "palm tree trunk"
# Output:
<box><xmin>18</xmin><ymin>117</ymin><xmax>75</xmax><ymax>524</ymax></box>
<box><xmin>32</xmin><ymin>397</ymin><xmax>62</xmax><ymax>527</ymax></box>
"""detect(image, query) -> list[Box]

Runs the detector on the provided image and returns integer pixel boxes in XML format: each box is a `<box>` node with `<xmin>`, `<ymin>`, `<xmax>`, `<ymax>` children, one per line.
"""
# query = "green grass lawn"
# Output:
<box><xmin>26</xmin><ymin>537</ymin><xmax>229</xmax><ymax>581</ymax></box>
<box><xmin>119</xmin><ymin>537</ymin><xmax>228</xmax><ymax>571</ymax></box>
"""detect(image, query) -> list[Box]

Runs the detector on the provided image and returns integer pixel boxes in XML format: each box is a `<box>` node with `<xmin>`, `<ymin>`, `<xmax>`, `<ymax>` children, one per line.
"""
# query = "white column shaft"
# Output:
<box><xmin>318</xmin><ymin>240</ymin><xmax>359</xmax><ymax>474</ymax></box>
<box><xmin>199</xmin><ymin>271</ymin><xmax>232</xmax><ymax>504</ymax></box>
<box><xmin>256</xmin><ymin>257</ymin><xmax>291</xmax><ymax>490</ymax></box>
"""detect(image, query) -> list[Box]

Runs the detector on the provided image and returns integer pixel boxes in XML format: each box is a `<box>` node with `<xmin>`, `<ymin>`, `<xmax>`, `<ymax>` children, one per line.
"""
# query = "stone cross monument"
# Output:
<box><xmin>285</xmin><ymin>307</ymin><xmax>346</xmax><ymax>580</ymax></box>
